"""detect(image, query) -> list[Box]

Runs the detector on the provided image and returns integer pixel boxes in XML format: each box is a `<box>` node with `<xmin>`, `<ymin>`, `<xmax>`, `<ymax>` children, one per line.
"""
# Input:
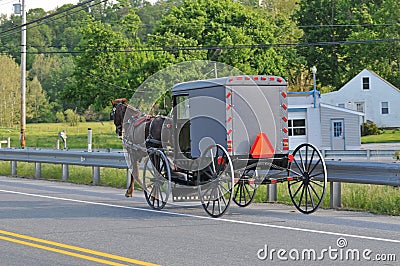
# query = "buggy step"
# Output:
<box><xmin>172</xmin><ymin>186</ymin><xmax>200</xmax><ymax>202</ymax></box>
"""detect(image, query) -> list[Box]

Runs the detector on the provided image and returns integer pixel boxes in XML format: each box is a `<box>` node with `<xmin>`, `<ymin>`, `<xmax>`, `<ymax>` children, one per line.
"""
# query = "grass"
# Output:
<box><xmin>361</xmin><ymin>128</ymin><xmax>400</xmax><ymax>144</ymax></box>
<box><xmin>253</xmin><ymin>183</ymin><xmax>400</xmax><ymax>216</ymax></box>
<box><xmin>0</xmin><ymin>121</ymin><xmax>121</xmax><ymax>149</ymax></box>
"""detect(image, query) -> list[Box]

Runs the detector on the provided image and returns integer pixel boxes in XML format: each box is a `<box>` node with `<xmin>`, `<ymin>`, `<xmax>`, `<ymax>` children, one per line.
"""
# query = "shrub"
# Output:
<box><xmin>394</xmin><ymin>151</ymin><xmax>400</xmax><ymax>161</ymax></box>
<box><xmin>361</xmin><ymin>121</ymin><xmax>380</xmax><ymax>136</ymax></box>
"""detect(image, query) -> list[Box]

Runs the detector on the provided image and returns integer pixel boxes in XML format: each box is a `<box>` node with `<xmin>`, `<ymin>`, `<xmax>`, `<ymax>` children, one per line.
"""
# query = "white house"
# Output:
<box><xmin>288</xmin><ymin>92</ymin><xmax>363</xmax><ymax>150</ymax></box>
<box><xmin>320</xmin><ymin>69</ymin><xmax>400</xmax><ymax>128</ymax></box>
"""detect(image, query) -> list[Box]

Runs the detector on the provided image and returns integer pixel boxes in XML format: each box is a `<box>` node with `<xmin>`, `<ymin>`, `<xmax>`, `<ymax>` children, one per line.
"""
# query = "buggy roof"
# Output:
<box><xmin>172</xmin><ymin>75</ymin><xmax>287</xmax><ymax>94</ymax></box>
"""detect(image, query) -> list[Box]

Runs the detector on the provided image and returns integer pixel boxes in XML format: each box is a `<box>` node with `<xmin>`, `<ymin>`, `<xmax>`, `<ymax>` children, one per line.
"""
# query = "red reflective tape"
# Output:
<box><xmin>281</xmin><ymin>91</ymin><xmax>287</xmax><ymax>98</ymax></box>
<box><xmin>227</xmin><ymin>104</ymin><xmax>232</xmax><ymax>110</ymax></box>
<box><xmin>282</xmin><ymin>104</ymin><xmax>287</xmax><ymax>110</ymax></box>
<box><xmin>245</xmin><ymin>76</ymin><xmax>250</xmax><ymax>80</ymax></box>
<box><xmin>269</xmin><ymin>77</ymin><xmax>275</xmax><ymax>81</ymax></box>
<box><xmin>283</xmin><ymin>138</ymin><xmax>289</xmax><ymax>143</ymax></box>
<box><xmin>237</xmin><ymin>76</ymin><xmax>243</xmax><ymax>80</ymax></box>
<box><xmin>277</xmin><ymin>77</ymin><xmax>283</xmax><ymax>83</ymax></box>
<box><xmin>227</xmin><ymin>129</ymin><xmax>232</xmax><ymax>135</ymax></box>
<box><xmin>283</xmin><ymin>128</ymin><xmax>288</xmax><ymax>133</ymax></box>
<box><xmin>261</xmin><ymin>77</ymin><xmax>267</xmax><ymax>81</ymax></box>
<box><xmin>271</xmin><ymin>179</ymin><xmax>277</xmax><ymax>184</ymax></box>
<box><xmin>226</xmin><ymin>92</ymin><xmax>232</xmax><ymax>98</ymax></box>
<box><xmin>253</xmin><ymin>76</ymin><xmax>259</xmax><ymax>81</ymax></box>
<box><xmin>287</xmin><ymin>177</ymin><xmax>293</xmax><ymax>181</ymax></box>
<box><xmin>227</xmin><ymin>116</ymin><xmax>232</xmax><ymax>122</ymax></box>
<box><xmin>282</xmin><ymin>116</ymin><xmax>288</xmax><ymax>122</ymax></box>
<box><xmin>288</xmin><ymin>154</ymin><xmax>294</xmax><ymax>162</ymax></box>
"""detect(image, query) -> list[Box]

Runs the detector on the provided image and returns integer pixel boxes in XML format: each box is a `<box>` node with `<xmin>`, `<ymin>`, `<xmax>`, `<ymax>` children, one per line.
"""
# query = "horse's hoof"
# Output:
<box><xmin>125</xmin><ymin>192</ymin><xmax>133</xmax><ymax>197</ymax></box>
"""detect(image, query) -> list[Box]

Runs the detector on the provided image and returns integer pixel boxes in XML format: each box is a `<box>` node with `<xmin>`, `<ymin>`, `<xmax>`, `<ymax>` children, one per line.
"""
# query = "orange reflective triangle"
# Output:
<box><xmin>250</xmin><ymin>132</ymin><xmax>275</xmax><ymax>158</ymax></box>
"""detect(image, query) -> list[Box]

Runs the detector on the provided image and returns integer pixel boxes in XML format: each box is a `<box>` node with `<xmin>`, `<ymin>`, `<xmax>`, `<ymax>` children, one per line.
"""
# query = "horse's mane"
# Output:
<box><xmin>112</xmin><ymin>98</ymin><xmax>141</xmax><ymax>114</ymax></box>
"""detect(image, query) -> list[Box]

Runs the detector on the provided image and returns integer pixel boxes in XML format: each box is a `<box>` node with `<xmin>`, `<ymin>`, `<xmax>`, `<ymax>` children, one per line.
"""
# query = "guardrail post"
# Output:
<box><xmin>62</xmin><ymin>164</ymin><xmax>69</xmax><ymax>181</ymax></box>
<box><xmin>88</xmin><ymin>128</ymin><xmax>92</xmax><ymax>152</ymax></box>
<box><xmin>268</xmin><ymin>184</ymin><xmax>277</xmax><ymax>202</ymax></box>
<box><xmin>366</xmin><ymin>149</ymin><xmax>371</xmax><ymax>160</ymax></box>
<box><xmin>330</xmin><ymin>182</ymin><xmax>341</xmax><ymax>208</ymax></box>
<box><xmin>92</xmin><ymin>166</ymin><xmax>100</xmax><ymax>185</ymax></box>
<box><xmin>34</xmin><ymin>162</ymin><xmax>41</xmax><ymax>179</ymax></box>
<box><xmin>321</xmin><ymin>149</ymin><xmax>326</xmax><ymax>158</ymax></box>
<box><xmin>10</xmin><ymin>161</ymin><xmax>17</xmax><ymax>176</ymax></box>
<box><xmin>56</xmin><ymin>139</ymin><xmax>60</xmax><ymax>150</ymax></box>
<box><xmin>7</xmin><ymin>137</ymin><xmax>10</xmax><ymax>148</ymax></box>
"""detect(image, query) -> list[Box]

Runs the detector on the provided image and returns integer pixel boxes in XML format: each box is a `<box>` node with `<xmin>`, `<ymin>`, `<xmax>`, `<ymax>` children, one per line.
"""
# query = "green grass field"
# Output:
<box><xmin>0</xmin><ymin>121</ymin><xmax>121</xmax><ymax>149</ymax></box>
<box><xmin>361</xmin><ymin>128</ymin><xmax>400</xmax><ymax>144</ymax></box>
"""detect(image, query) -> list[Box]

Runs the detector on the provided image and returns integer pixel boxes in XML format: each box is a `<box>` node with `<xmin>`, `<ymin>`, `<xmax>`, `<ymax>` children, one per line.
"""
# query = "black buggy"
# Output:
<box><xmin>142</xmin><ymin>75</ymin><xmax>327</xmax><ymax>217</ymax></box>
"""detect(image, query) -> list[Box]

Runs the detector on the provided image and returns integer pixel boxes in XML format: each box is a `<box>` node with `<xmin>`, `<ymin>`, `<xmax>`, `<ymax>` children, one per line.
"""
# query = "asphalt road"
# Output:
<box><xmin>0</xmin><ymin>175</ymin><xmax>399</xmax><ymax>266</ymax></box>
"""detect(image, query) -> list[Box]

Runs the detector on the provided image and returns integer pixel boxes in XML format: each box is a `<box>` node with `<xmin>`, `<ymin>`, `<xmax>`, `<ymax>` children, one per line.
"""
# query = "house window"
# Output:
<box><xmin>355</xmin><ymin>102</ymin><xmax>365</xmax><ymax>113</ymax></box>
<box><xmin>381</xmin><ymin>102</ymin><xmax>389</xmax><ymax>114</ymax></box>
<box><xmin>362</xmin><ymin>77</ymin><xmax>370</xmax><ymax>90</ymax></box>
<box><xmin>338</xmin><ymin>103</ymin><xmax>345</xmax><ymax>108</ymax></box>
<box><xmin>333</xmin><ymin>122</ymin><xmax>343</xmax><ymax>138</ymax></box>
<box><xmin>288</xmin><ymin>119</ymin><xmax>306</xmax><ymax>136</ymax></box>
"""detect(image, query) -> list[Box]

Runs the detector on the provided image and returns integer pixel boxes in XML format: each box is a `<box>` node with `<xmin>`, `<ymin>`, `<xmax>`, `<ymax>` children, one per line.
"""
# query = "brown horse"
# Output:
<box><xmin>110</xmin><ymin>98</ymin><xmax>173</xmax><ymax>197</ymax></box>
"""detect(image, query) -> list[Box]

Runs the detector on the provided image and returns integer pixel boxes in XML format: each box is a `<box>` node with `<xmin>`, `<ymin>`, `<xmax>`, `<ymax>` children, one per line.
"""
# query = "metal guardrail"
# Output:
<box><xmin>0</xmin><ymin>148</ymin><xmax>399</xmax><ymax>209</ymax></box>
<box><xmin>322</xmin><ymin>149</ymin><xmax>398</xmax><ymax>160</ymax></box>
<box><xmin>0</xmin><ymin>148</ymin><xmax>128</xmax><ymax>185</ymax></box>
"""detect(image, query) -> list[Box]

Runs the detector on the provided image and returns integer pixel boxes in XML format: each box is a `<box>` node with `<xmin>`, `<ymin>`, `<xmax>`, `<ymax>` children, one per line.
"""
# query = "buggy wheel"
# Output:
<box><xmin>142</xmin><ymin>149</ymin><xmax>171</xmax><ymax>210</ymax></box>
<box><xmin>198</xmin><ymin>144</ymin><xmax>234</xmax><ymax>218</ymax></box>
<box><xmin>233</xmin><ymin>171</ymin><xmax>257</xmax><ymax>207</ymax></box>
<box><xmin>288</xmin><ymin>143</ymin><xmax>327</xmax><ymax>214</ymax></box>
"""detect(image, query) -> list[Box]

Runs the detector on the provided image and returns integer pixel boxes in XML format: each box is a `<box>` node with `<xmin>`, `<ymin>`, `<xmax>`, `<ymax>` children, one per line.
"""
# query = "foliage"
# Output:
<box><xmin>0</xmin><ymin>55</ymin><xmax>20</xmax><ymax>127</ymax></box>
<box><xmin>150</xmin><ymin>0</ymin><xmax>304</xmax><ymax>80</ymax></box>
<box><xmin>64</xmin><ymin>109</ymin><xmax>85</xmax><ymax>126</ymax></box>
<box><xmin>394</xmin><ymin>151</ymin><xmax>400</xmax><ymax>161</ymax></box>
<box><xmin>361</xmin><ymin>121</ymin><xmax>380</xmax><ymax>136</ymax></box>
<box><xmin>295</xmin><ymin>0</ymin><xmax>400</xmax><ymax>89</ymax></box>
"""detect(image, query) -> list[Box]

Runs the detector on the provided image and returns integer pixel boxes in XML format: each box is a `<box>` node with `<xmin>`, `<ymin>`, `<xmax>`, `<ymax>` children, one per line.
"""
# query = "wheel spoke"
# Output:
<box><xmin>310</xmin><ymin>180</ymin><xmax>325</xmax><ymax>188</ymax></box>
<box><xmin>309</xmin><ymin>172</ymin><xmax>325</xmax><ymax>179</ymax></box>
<box><xmin>307</xmin><ymin>149</ymin><xmax>316</xmax><ymax>172</ymax></box>
<box><xmin>292</xmin><ymin>182</ymin><xmax>304</xmax><ymax>199</ymax></box>
<box><xmin>308</xmin><ymin>158</ymin><xmax>322</xmax><ymax>174</ymax></box>
<box><xmin>309</xmin><ymin>183</ymin><xmax>322</xmax><ymax>202</ymax></box>
<box><xmin>307</xmin><ymin>185</ymin><xmax>315</xmax><ymax>209</ymax></box>
<box><xmin>298</xmin><ymin>149</ymin><xmax>306</xmax><ymax>173</ymax></box>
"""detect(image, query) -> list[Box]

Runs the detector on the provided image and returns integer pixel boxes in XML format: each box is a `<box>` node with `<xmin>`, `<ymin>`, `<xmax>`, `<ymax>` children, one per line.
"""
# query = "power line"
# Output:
<box><xmin>0</xmin><ymin>0</ymin><xmax>107</xmax><ymax>38</ymax></box>
<box><xmin>1</xmin><ymin>37</ymin><xmax>398</xmax><ymax>55</ymax></box>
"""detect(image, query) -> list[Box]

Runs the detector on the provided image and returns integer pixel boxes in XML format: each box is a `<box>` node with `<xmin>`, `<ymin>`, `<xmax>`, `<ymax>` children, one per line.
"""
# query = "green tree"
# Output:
<box><xmin>149</xmin><ymin>0</ymin><xmax>303</xmax><ymax>79</ymax></box>
<box><xmin>26</xmin><ymin>76</ymin><xmax>52</xmax><ymax>122</ymax></box>
<box><xmin>0</xmin><ymin>55</ymin><xmax>20</xmax><ymax>127</ymax></box>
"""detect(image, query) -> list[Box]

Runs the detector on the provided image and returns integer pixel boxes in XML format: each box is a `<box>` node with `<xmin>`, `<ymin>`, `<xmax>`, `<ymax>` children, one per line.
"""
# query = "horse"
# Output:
<box><xmin>110</xmin><ymin>98</ymin><xmax>173</xmax><ymax>197</ymax></box>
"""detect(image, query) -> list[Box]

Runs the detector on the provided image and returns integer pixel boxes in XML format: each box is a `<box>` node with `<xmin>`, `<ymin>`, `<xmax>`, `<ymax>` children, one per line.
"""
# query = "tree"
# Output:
<box><xmin>26</xmin><ymin>76</ymin><xmax>52</xmax><ymax>122</ymax></box>
<box><xmin>149</xmin><ymin>0</ymin><xmax>303</xmax><ymax>80</ymax></box>
<box><xmin>295</xmin><ymin>0</ymin><xmax>400</xmax><ymax>89</ymax></box>
<box><xmin>0</xmin><ymin>55</ymin><xmax>20</xmax><ymax>127</ymax></box>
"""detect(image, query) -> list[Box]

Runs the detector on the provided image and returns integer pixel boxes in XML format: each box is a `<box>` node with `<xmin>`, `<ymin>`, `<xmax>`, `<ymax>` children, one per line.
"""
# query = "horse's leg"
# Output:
<box><xmin>125</xmin><ymin>160</ymin><xmax>138</xmax><ymax>197</ymax></box>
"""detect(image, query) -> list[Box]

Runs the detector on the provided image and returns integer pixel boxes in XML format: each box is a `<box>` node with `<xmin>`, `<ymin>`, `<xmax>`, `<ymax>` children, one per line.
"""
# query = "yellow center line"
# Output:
<box><xmin>0</xmin><ymin>230</ymin><xmax>160</xmax><ymax>266</ymax></box>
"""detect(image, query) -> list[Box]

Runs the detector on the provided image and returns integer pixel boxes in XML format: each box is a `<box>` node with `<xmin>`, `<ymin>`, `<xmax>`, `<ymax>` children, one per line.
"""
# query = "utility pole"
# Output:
<box><xmin>20</xmin><ymin>0</ymin><xmax>27</xmax><ymax>148</ymax></box>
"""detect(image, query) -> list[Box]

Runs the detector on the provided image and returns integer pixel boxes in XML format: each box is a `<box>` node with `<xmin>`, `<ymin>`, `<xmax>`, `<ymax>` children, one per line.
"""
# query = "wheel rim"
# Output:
<box><xmin>288</xmin><ymin>143</ymin><xmax>327</xmax><ymax>214</ymax></box>
<box><xmin>233</xmin><ymin>172</ymin><xmax>257</xmax><ymax>207</ymax></box>
<box><xmin>143</xmin><ymin>150</ymin><xmax>171</xmax><ymax>210</ymax></box>
<box><xmin>198</xmin><ymin>144</ymin><xmax>234</xmax><ymax>217</ymax></box>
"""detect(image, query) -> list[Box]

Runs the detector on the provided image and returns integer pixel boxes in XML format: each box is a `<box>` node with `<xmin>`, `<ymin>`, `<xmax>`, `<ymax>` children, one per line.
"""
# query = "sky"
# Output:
<box><xmin>0</xmin><ymin>1</ymin><xmax>82</xmax><ymax>17</ymax></box>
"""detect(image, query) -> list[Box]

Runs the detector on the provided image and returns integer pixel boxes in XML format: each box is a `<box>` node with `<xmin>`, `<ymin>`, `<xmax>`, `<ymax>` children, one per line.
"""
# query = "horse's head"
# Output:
<box><xmin>110</xmin><ymin>98</ymin><xmax>128</xmax><ymax>136</ymax></box>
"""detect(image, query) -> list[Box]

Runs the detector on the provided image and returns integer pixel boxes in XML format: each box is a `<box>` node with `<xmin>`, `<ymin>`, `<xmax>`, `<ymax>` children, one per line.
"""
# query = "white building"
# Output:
<box><xmin>288</xmin><ymin>92</ymin><xmax>363</xmax><ymax>150</ymax></box>
<box><xmin>320</xmin><ymin>69</ymin><xmax>400</xmax><ymax>128</ymax></box>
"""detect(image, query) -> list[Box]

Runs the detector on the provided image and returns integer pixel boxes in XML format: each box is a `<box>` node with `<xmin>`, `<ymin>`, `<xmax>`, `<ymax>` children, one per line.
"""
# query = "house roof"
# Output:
<box><xmin>365</xmin><ymin>69</ymin><xmax>400</xmax><ymax>93</ymax></box>
<box><xmin>341</xmin><ymin>69</ymin><xmax>400</xmax><ymax>93</ymax></box>
<box><xmin>320</xmin><ymin>103</ymin><xmax>365</xmax><ymax>116</ymax></box>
